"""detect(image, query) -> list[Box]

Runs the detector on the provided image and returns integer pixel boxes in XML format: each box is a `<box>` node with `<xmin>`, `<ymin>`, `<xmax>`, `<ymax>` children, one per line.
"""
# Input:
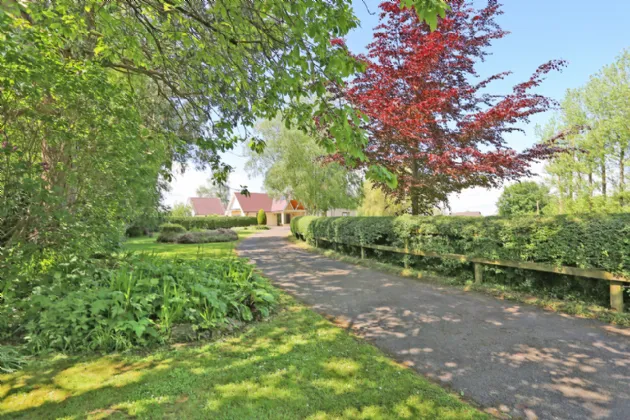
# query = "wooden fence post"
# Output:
<box><xmin>474</xmin><ymin>263</ymin><xmax>483</xmax><ymax>284</ymax></box>
<box><xmin>360</xmin><ymin>245</ymin><xmax>365</xmax><ymax>260</ymax></box>
<box><xmin>610</xmin><ymin>281</ymin><xmax>624</xmax><ymax>312</ymax></box>
<box><xmin>404</xmin><ymin>239</ymin><xmax>410</xmax><ymax>269</ymax></box>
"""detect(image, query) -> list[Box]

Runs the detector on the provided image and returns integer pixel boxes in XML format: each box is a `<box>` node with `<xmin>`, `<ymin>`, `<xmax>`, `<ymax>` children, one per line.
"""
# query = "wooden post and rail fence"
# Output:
<box><xmin>313</xmin><ymin>237</ymin><xmax>628</xmax><ymax>312</ymax></box>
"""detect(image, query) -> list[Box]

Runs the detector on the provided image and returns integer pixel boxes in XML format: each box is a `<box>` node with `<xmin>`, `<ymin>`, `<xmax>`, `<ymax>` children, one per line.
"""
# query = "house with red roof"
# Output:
<box><xmin>188</xmin><ymin>197</ymin><xmax>226</xmax><ymax>216</ymax></box>
<box><xmin>225</xmin><ymin>192</ymin><xmax>306</xmax><ymax>226</ymax></box>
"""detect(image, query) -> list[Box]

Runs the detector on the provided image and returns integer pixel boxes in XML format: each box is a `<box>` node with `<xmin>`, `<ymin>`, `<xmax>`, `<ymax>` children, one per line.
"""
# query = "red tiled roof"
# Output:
<box><xmin>234</xmin><ymin>192</ymin><xmax>274</xmax><ymax>212</ymax></box>
<box><xmin>189</xmin><ymin>197</ymin><xmax>225</xmax><ymax>216</ymax></box>
<box><xmin>233</xmin><ymin>192</ymin><xmax>298</xmax><ymax>213</ymax></box>
<box><xmin>271</xmin><ymin>199</ymin><xmax>287</xmax><ymax>212</ymax></box>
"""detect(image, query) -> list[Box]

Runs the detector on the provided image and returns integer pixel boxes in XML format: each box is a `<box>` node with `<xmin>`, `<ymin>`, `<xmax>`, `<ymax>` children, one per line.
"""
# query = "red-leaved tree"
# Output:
<box><xmin>338</xmin><ymin>0</ymin><xmax>566</xmax><ymax>214</ymax></box>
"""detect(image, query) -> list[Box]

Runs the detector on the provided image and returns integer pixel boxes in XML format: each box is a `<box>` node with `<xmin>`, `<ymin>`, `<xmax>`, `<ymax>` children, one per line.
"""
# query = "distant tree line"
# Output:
<box><xmin>539</xmin><ymin>50</ymin><xmax>630</xmax><ymax>214</ymax></box>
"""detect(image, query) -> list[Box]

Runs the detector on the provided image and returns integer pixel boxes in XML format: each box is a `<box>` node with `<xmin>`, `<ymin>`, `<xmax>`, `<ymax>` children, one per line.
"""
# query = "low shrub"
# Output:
<box><xmin>14</xmin><ymin>255</ymin><xmax>277</xmax><ymax>353</ymax></box>
<box><xmin>156</xmin><ymin>231</ymin><xmax>180</xmax><ymax>243</ymax></box>
<box><xmin>159</xmin><ymin>223</ymin><xmax>186</xmax><ymax>233</ymax></box>
<box><xmin>295</xmin><ymin>214</ymin><xmax>630</xmax><ymax>307</ymax></box>
<box><xmin>257</xmin><ymin>209</ymin><xmax>267</xmax><ymax>225</ymax></box>
<box><xmin>177</xmin><ymin>229</ymin><xmax>238</xmax><ymax>244</ymax></box>
<box><xmin>125</xmin><ymin>225</ymin><xmax>147</xmax><ymax>237</ymax></box>
<box><xmin>167</xmin><ymin>216</ymin><xmax>257</xmax><ymax>230</ymax></box>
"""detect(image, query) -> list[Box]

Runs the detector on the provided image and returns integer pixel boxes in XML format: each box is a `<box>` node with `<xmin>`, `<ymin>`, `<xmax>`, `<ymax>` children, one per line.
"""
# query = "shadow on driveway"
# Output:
<box><xmin>238</xmin><ymin>227</ymin><xmax>630</xmax><ymax>420</ymax></box>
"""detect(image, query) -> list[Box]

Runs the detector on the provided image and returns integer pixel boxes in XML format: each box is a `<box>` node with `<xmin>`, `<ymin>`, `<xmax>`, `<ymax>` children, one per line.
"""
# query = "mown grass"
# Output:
<box><xmin>0</xmin><ymin>230</ymin><xmax>486</xmax><ymax>419</ymax></box>
<box><xmin>123</xmin><ymin>229</ymin><xmax>257</xmax><ymax>259</ymax></box>
<box><xmin>0</xmin><ymin>295</ymin><xmax>485</xmax><ymax>419</ymax></box>
<box><xmin>288</xmin><ymin>236</ymin><xmax>630</xmax><ymax>327</ymax></box>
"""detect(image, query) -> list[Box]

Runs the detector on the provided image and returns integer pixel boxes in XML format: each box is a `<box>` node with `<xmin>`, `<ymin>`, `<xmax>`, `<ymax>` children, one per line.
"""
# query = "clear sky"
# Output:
<box><xmin>165</xmin><ymin>0</ymin><xmax>630</xmax><ymax>214</ymax></box>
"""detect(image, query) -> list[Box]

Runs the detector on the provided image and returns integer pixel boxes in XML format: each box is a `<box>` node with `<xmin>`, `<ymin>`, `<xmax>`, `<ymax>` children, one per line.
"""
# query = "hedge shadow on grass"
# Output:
<box><xmin>0</xmin><ymin>302</ymin><xmax>484</xmax><ymax>419</ymax></box>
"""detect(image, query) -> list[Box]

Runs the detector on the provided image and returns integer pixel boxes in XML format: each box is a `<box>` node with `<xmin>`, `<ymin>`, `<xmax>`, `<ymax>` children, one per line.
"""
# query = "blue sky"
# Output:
<box><xmin>166</xmin><ymin>0</ymin><xmax>630</xmax><ymax>214</ymax></box>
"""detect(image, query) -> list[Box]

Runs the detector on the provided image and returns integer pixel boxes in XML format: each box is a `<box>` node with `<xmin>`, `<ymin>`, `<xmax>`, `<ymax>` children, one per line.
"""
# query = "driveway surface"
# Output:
<box><xmin>237</xmin><ymin>227</ymin><xmax>630</xmax><ymax>419</ymax></box>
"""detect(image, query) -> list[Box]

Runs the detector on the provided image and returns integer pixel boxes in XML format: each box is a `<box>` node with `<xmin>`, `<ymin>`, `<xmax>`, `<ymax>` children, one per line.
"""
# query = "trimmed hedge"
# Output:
<box><xmin>291</xmin><ymin>216</ymin><xmax>319</xmax><ymax>239</ymax></box>
<box><xmin>167</xmin><ymin>216</ymin><xmax>257</xmax><ymax>230</ymax></box>
<box><xmin>159</xmin><ymin>223</ymin><xmax>186</xmax><ymax>233</ymax></box>
<box><xmin>291</xmin><ymin>214</ymin><xmax>630</xmax><ymax>306</ymax></box>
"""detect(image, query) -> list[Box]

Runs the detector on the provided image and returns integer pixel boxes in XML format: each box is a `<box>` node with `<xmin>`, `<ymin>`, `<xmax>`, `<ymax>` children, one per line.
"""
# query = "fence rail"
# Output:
<box><xmin>313</xmin><ymin>237</ymin><xmax>627</xmax><ymax>312</ymax></box>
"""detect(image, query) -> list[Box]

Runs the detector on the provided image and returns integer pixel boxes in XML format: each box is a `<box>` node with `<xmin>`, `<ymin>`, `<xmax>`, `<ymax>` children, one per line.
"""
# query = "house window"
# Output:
<box><xmin>342</xmin><ymin>212</ymin><xmax>350</xmax><ymax>216</ymax></box>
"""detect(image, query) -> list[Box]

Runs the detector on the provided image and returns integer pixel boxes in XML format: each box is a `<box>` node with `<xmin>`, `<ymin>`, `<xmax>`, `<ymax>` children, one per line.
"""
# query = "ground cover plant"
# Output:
<box><xmin>0</xmin><ymin>295</ymin><xmax>487</xmax><ymax>420</ymax></box>
<box><xmin>1</xmin><ymin>254</ymin><xmax>277</xmax><ymax>354</ymax></box>
<box><xmin>0</xmin><ymin>229</ymin><xmax>267</xmax><ymax>374</ymax></box>
<box><xmin>291</xmin><ymin>215</ymin><xmax>630</xmax><ymax>309</ymax></box>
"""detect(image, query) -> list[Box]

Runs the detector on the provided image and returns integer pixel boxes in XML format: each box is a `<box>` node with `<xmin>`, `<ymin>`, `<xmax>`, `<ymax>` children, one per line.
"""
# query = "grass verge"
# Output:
<box><xmin>0</xmin><ymin>232</ymin><xmax>487</xmax><ymax>419</ymax></box>
<box><xmin>288</xmin><ymin>236</ymin><xmax>630</xmax><ymax>327</ymax></box>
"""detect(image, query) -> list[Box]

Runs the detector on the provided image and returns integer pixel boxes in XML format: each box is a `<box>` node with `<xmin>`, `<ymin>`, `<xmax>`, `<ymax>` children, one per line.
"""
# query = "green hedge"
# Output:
<box><xmin>292</xmin><ymin>214</ymin><xmax>630</xmax><ymax>306</ymax></box>
<box><xmin>291</xmin><ymin>216</ymin><xmax>319</xmax><ymax>239</ymax></box>
<box><xmin>167</xmin><ymin>216</ymin><xmax>257</xmax><ymax>230</ymax></box>
<box><xmin>159</xmin><ymin>223</ymin><xmax>186</xmax><ymax>233</ymax></box>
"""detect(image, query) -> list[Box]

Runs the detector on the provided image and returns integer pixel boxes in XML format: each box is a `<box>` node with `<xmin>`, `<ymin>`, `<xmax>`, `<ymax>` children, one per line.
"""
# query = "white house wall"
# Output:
<box><xmin>225</xmin><ymin>194</ymin><xmax>244</xmax><ymax>216</ymax></box>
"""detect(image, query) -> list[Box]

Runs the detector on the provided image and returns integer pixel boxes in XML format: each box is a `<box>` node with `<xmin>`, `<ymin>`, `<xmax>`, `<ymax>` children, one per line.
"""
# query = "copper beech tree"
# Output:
<box><xmin>335</xmin><ymin>0</ymin><xmax>566</xmax><ymax>214</ymax></box>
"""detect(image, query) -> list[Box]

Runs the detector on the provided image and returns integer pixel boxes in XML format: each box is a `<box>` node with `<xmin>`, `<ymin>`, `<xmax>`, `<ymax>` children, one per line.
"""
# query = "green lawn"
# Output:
<box><xmin>123</xmin><ymin>229</ymin><xmax>257</xmax><ymax>259</ymax></box>
<box><xmin>0</xmin><ymin>230</ymin><xmax>486</xmax><ymax>419</ymax></box>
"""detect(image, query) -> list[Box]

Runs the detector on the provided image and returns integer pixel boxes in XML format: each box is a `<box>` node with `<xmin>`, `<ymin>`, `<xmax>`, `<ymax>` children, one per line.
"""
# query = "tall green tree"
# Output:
<box><xmin>0</xmin><ymin>0</ymin><xmax>372</xmax><ymax>289</ymax></box>
<box><xmin>196</xmin><ymin>180</ymin><xmax>231</xmax><ymax>207</ymax></box>
<box><xmin>245</xmin><ymin>119</ymin><xmax>361</xmax><ymax>214</ymax></box>
<box><xmin>4</xmin><ymin>0</ymin><xmax>374</xmax><ymax>178</ymax></box>
<box><xmin>170</xmin><ymin>202</ymin><xmax>193</xmax><ymax>218</ymax></box>
<box><xmin>541</xmin><ymin>50</ymin><xmax>630</xmax><ymax>214</ymax></box>
<box><xmin>358</xmin><ymin>180</ymin><xmax>409</xmax><ymax>216</ymax></box>
<box><xmin>497</xmin><ymin>182</ymin><xmax>551</xmax><ymax>217</ymax></box>
<box><xmin>0</xmin><ymin>11</ymin><xmax>169</xmax><ymax>289</ymax></box>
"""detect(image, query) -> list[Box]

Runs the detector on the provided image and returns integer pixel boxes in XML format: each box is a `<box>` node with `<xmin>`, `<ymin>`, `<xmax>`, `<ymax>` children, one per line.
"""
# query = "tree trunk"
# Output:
<box><xmin>588</xmin><ymin>170</ymin><xmax>593</xmax><ymax>211</ymax></box>
<box><xmin>568</xmin><ymin>152</ymin><xmax>574</xmax><ymax>201</ymax></box>
<box><xmin>620</xmin><ymin>149</ymin><xmax>625</xmax><ymax>207</ymax></box>
<box><xmin>602</xmin><ymin>160</ymin><xmax>607</xmax><ymax>197</ymax></box>
<box><xmin>557</xmin><ymin>175</ymin><xmax>564</xmax><ymax>214</ymax></box>
<box><xmin>410</xmin><ymin>159</ymin><xmax>420</xmax><ymax>215</ymax></box>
